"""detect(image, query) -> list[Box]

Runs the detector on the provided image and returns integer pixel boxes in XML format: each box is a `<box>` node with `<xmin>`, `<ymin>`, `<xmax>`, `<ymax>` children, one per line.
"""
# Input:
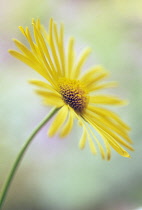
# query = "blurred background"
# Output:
<box><xmin>0</xmin><ymin>0</ymin><xmax>142</xmax><ymax>209</ymax></box>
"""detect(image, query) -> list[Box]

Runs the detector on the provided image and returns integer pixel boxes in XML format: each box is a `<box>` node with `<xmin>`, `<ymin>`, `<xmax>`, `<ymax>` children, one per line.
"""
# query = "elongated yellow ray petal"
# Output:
<box><xmin>32</xmin><ymin>24</ymin><xmax>55</xmax><ymax>85</ymax></box>
<box><xmin>87</xmin><ymin>107</ymin><xmax>132</xmax><ymax>143</ymax></box>
<box><xmin>19</xmin><ymin>26</ymin><xmax>37</xmax><ymax>56</ymax></box>
<box><xmin>88</xmin><ymin>105</ymin><xmax>130</xmax><ymax>130</ymax></box>
<box><xmin>36</xmin><ymin>90</ymin><xmax>63</xmax><ymax>107</ymax></box>
<box><xmin>43</xmin><ymin>98</ymin><xmax>64</xmax><ymax>107</ymax></box>
<box><xmin>72</xmin><ymin>48</ymin><xmax>91</xmax><ymax>79</ymax></box>
<box><xmin>87</xmin><ymin>125</ymin><xmax>105</xmax><ymax>159</ymax></box>
<box><xmin>35</xmin><ymin>90</ymin><xmax>60</xmax><ymax>98</ymax></box>
<box><xmin>8</xmin><ymin>50</ymin><xmax>50</xmax><ymax>80</ymax></box>
<box><xmin>101</xmin><ymin>117</ymin><xmax>131</xmax><ymax>142</ymax></box>
<box><xmin>13</xmin><ymin>38</ymin><xmax>54</xmax><ymax>85</ymax></box>
<box><xmin>89</xmin><ymin>122</ymin><xmax>111</xmax><ymax>160</ymax></box>
<box><xmin>19</xmin><ymin>26</ymin><xmax>26</xmax><ymax>36</ymax></box>
<box><xmin>79</xmin><ymin>128</ymin><xmax>87</xmax><ymax>150</ymax></box>
<box><xmin>84</xmin><ymin>110</ymin><xmax>132</xmax><ymax>146</ymax></box>
<box><xmin>85</xmin><ymin>72</ymin><xmax>109</xmax><ymax>87</ymax></box>
<box><xmin>83</xmin><ymin>112</ymin><xmax>132</xmax><ymax>156</ymax></box>
<box><xmin>80</xmin><ymin>65</ymin><xmax>105</xmax><ymax>83</ymax></box>
<box><xmin>96</xmin><ymin>124</ymin><xmax>130</xmax><ymax>158</ymax></box>
<box><xmin>60</xmin><ymin>108</ymin><xmax>74</xmax><ymax>137</ymax></box>
<box><xmin>36</xmin><ymin>19</ymin><xmax>41</xmax><ymax>30</ymax></box>
<box><xmin>59</xmin><ymin>23</ymin><xmax>66</xmax><ymax>76</ymax></box>
<box><xmin>48</xmin><ymin>105</ymin><xmax>68</xmax><ymax>136</ymax></box>
<box><xmin>88</xmin><ymin>81</ymin><xmax>118</xmax><ymax>92</ymax></box>
<box><xmin>25</xmin><ymin>27</ymin><xmax>37</xmax><ymax>54</ymax></box>
<box><xmin>33</xmin><ymin>23</ymin><xmax>57</xmax><ymax>78</ymax></box>
<box><xmin>87</xmin><ymin>133</ymin><xmax>97</xmax><ymax>155</ymax></box>
<box><xmin>90</xmin><ymin>95</ymin><xmax>127</xmax><ymax>105</ymax></box>
<box><xmin>67</xmin><ymin>37</ymin><xmax>75</xmax><ymax>78</ymax></box>
<box><xmin>104</xmin><ymin>140</ymin><xmax>111</xmax><ymax>160</ymax></box>
<box><xmin>53</xmin><ymin>22</ymin><xmax>66</xmax><ymax>77</ymax></box>
<box><xmin>40</xmin><ymin>24</ymin><xmax>49</xmax><ymax>43</ymax></box>
<box><xmin>49</xmin><ymin>18</ymin><xmax>62</xmax><ymax>74</ymax></box>
<box><xmin>13</xmin><ymin>39</ymin><xmax>37</xmax><ymax>61</ymax></box>
<box><xmin>29</xmin><ymin>80</ymin><xmax>57</xmax><ymax>92</ymax></box>
<box><xmin>104</xmin><ymin>133</ymin><xmax>130</xmax><ymax>157</ymax></box>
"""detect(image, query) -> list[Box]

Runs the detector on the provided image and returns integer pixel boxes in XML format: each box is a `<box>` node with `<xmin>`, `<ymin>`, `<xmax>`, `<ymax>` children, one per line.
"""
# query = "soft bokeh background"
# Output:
<box><xmin>1</xmin><ymin>0</ymin><xmax>142</xmax><ymax>209</ymax></box>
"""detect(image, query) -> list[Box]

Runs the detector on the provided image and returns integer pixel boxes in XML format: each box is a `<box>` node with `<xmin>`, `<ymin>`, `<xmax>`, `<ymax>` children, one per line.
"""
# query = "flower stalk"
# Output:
<box><xmin>0</xmin><ymin>107</ymin><xmax>59</xmax><ymax>209</ymax></box>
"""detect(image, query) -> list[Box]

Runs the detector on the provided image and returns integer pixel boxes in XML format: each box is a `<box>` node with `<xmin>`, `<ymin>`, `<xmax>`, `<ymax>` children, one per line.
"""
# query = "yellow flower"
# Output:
<box><xmin>9</xmin><ymin>18</ymin><xmax>134</xmax><ymax>160</ymax></box>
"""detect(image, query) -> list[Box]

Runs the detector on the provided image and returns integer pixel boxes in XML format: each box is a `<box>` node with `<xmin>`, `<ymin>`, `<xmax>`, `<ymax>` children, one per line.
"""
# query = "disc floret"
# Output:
<box><xmin>58</xmin><ymin>78</ymin><xmax>88</xmax><ymax>114</ymax></box>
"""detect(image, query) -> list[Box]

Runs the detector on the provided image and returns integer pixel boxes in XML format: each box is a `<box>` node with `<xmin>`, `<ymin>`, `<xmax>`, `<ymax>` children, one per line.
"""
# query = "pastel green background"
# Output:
<box><xmin>0</xmin><ymin>0</ymin><xmax>142</xmax><ymax>210</ymax></box>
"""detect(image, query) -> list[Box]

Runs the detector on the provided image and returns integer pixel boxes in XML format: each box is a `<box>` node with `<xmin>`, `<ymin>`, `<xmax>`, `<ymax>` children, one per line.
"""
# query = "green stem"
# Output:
<box><xmin>0</xmin><ymin>107</ymin><xmax>59</xmax><ymax>209</ymax></box>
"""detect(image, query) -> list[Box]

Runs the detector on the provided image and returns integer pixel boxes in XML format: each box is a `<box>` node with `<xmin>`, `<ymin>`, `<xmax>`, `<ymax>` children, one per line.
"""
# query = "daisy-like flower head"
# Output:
<box><xmin>9</xmin><ymin>18</ymin><xmax>134</xmax><ymax>160</ymax></box>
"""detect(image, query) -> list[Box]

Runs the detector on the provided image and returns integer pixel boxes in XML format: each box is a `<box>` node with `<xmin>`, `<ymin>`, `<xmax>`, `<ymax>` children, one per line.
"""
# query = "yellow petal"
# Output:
<box><xmin>29</xmin><ymin>80</ymin><xmax>57</xmax><ymax>92</ymax></box>
<box><xmin>88</xmin><ymin>105</ymin><xmax>130</xmax><ymax>131</ymax></box>
<box><xmin>88</xmin><ymin>81</ymin><xmax>118</xmax><ymax>92</ymax></box>
<box><xmin>25</xmin><ymin>27</ymin><xmax>37</xmax><ymax>54</ymax></box>
<box><xmin>105</xmin><ymin>134</ymin><xmax>130</xmax><ymax>158</ymax></box>
<box><xmin>8</xmin><ymin>50</ymin><xmax>50</xmax><ymax>81</ymax></box>
<box><xmin>104</xmin><ymin>140</ymin><xmax>111</xmax><ymax>160</ymax></box>
<box><xmin>40</xmin><ymin>24</ymin><xmax>49</xmax><ymax>43</ymax></box>
<box><xmin>58</xmin><ymin>23</ymin><xmax>66</xmax><ymax>76</ymax></box>
<box><xmin>36</xmin><ymin>90</ymin><xmax>64</xmax><ymax>107</ymax></box>
<box><xmin>83</xmin><ymin>113</ymin><xmax>133</xmax><ymax>156</ymax></box>
<box><xmin>32</xmin><ymin>24</ymin><xmax>56</xmax><ymax>84</ymax></box>
<box><xmin>98</xmin><ymin>143</ymin><xmax>105</xmax><ymax>160</ymax></box>
<box><xmin>79</xmin><ymin>129</ymin><xmax>87</xmax><ymax>150</ymax></box>
<box><xmin>86</xmin><ymin>123</ymin><xmax>106</xmax><ymax>159</ymax></box>
<box><xmin>19</xmin><ymin>26</ymin><xmax>26</xmax><ymax>36</ymax></box>
<box><xmin>19</xmin><ymin>25</ymin><xmax>37</xmax><ymax>54</ymax></box>
<box><xmin>90</xmin><ymin>95</ymin><xmax>127</xmax><ymax>105</ymax></box>
<box><xmin>88</xmin><ymin>134</ymin><xmax>97</xmax><ymax>155</ymax></box>
<box><xmin>67</xmin><ymin>37</ymin><xmax>75</xmax><ymax>78</ymax></box>
<box><xmin>87</xmin><ymin>107</ymin><xmax>132</xmax><ymax>143</ymax></box>
<box><xmin>95</xmin><ymin>128</ymin><xmax>111</xmax><ymax>160</ymax></box>
<box><xmin>32</xmin><ymin>23</ymin><xmax>57</xmax><ymax>78</ymax></box>
<box><xmin>48</xmin><ymin>105</ymin><xmax>68</xmax><ymax>136</ymax></box>
<box><xmin>85</xmin><ymin>110</ymin><xmax>133</xmax><ymax>148</ymax></box>
<box><xmin>53</xmin><ymin>21</ymin><xmax>65</xmax><ymax>76</ymax></box>
<box><xmin>72</xmin><ymin>48</ymin><xmax>91</xmax><ymax>79</ymax></box>
<box><xmin>43</xmin><ymin>98</ymin><xmax>64</xmax><ymax>107</ymax></box>
<box><xmin>85</xmin><ymin>72</ymin><xmax>109</xmax><ymax>88</ymax></box>
<box><xmin>60</xmin><ymin>109</ymin><xmax>74</xmax><ymax>137</ymax></box>
<box><xmin>80</xmin><ymin>65</ymin><xmax>106</xmax><ymax>83</ymax></box>
<box><xmin>35</xmin><ymin>90</ymin><xmax>60</xmax><ymax>98</ymax></box>
<box><xmin>13</xmin><ymin>39</ymin><xmax>35</xmax><ymax>59</ymax></box>
<box><xmin>49</xmin><ymin>18</ymin><xmax>62</xmax><ymax>74</ymax></box>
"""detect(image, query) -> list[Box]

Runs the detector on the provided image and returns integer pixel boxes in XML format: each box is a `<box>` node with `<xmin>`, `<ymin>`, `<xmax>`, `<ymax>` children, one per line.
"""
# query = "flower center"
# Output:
<box><xmin>58</xmin><ymin>78</ymin><xmax>88</xmax><ymax>114</ymax></box>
